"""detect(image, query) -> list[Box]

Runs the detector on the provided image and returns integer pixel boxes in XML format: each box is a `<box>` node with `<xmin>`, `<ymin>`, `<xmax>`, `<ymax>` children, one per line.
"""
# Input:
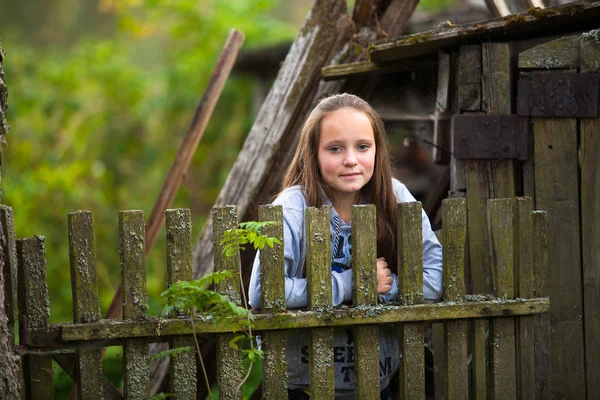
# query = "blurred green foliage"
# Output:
<box><xmin>3</xmin><ymin>0</ymin><xmax>295</xmax><ymax>324</ymax></box>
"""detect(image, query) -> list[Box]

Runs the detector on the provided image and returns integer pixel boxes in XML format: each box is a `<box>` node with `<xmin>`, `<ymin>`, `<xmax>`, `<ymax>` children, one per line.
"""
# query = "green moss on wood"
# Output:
<box><xmin>398</xmin><ymin>202</ymin><xmax>424</xmax><ymax>306</ymax></box>
<box><xmin>306</xmin><ymin>206</ymin><xmax>332</xmax><ymax>309</ymax></box>
<box><xmin>442</xmin><ymin>199</ymin><xmax>466</xmax><ymax>302</ymax></box>
<box><xmin>558</xmin><ymin>2</ymin><xmax>586</xmax><ymax>16</ymax></box>
<box><xmin>488</xmin><ymin>199</ymin><xmax>515</xmax><ymax>299</ymax></box>
<box><xmin>170</xmin><ymin>336</ymin><xmax>197</xmax><ymax>399</ymax></box>
<box><xmin>165</xmin><ymin>209</ymin><xmax>197</xmax><ymax>399</ymax></box>
<box><xmin>399</xmin><ymin>322</ymin><xmax>425</xmax><ymax>398</ymax></box>
<box><xmin>526</xmin><ymin>7</ymin><xmax>559</xmax><ymax>18</ymax></box>
<box><xmin>123</xmin><ymin>339</ymin><xmax>150</xmax><ymax>399</ymax></box>
<box><xmin>52</xmin><ymin>298</ymin><xmax>549</xmax><ymax>343</ymax></box>
<box><xmin>212</xmin><ymin>206</ymin><xmax>242</xmax><ymax>304</ymax></box>
<box><xmin>445</xmin><ymin>320</ymin><xmax>469</xmax><ymax>398</ymax></box>
<box><xmin>119</xmin><ymin>210</ymin><xmax>148</xmax><ymax>320</ymax></box>
<box><xmin>16</xmin><ymin>236</ymin><xmax>50</xmax><ymax>329</ymax></box>
<box><xmin>68</xmin><ymin>211</ymin><xmax>101</xmax><ymax>324</ymax></box>
<box><xmin>352</xmin><ymin>205</ymin><xmax>377</xmax><ymax>306</ymax></box>
<box><xmin>502</xmin><ymin>14</ymin><xmax>528</xmax><ymax>26</ymax></box>
<box><xmin>354</xmin><ymin>325</ymin><xmax>380</xmax><ymax>399</ymax></box>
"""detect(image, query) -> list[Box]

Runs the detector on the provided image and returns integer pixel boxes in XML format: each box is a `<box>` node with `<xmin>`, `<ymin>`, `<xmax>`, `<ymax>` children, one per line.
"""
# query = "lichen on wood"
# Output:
<box><xmin>165</xmin><ymin>209</ymin><xmax>197</xmax><ymax>399</ymax></box>
<box><xmin>119</xmin><ymin>210</ymin><xmax>150</xmax><ymax>399</ymax></box>
<box><xmin>305</xmin><ymin>206</ymin><xmax>334</xmax><ymax>398</ymax></box>
<box><xmin>212</xmin><ymin>206</ymin><xmax>243</xmax><ymax>399</ymax></box>
<box><xmin>352</xmin><ymin>205</ymin><xmax>380</xmax><ymax>400</ymax></box>
<box><xmin>258</xmin><ymin>205</ymin><xmax>287</xmax><ymax>398</ymax></box>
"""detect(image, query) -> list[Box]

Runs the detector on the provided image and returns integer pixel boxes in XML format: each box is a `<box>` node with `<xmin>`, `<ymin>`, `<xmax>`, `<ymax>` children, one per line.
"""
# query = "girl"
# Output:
<box><xmin>248</xmin><ymin>93</ymin><xmax>442</xmax><ymax>398</ymax></box>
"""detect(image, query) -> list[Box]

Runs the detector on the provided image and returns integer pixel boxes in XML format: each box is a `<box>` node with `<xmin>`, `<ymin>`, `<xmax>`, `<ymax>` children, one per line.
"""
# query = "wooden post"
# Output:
<box><xmin>397</xmin><ymin>202</ymin><xmax>425</xmax><ymax>399</ymax></box>
<box><xmin>17</xmin><ymin>236</ymin><xmax>53</xmax><ymax>399</ymax></box>
<box><xmin>1</xmin><ymin>206</ymin><xmax>18</xmax><ymax>344</ymax></box>
<box><xmin>119</xmin><ymin>211</ymin><xmax>150</xmax><ymax>399</ymax></box>
<box><xmin>487</xmin><ymin>199</ymin><xmax>516</xmax><ymax>400</ymax></box>
<box><xmin>532</xmin><ymin>211</ymin><xmax>550</xmax><ymax>400</ymax></box>
<box><xmin>305</xmin><ymin>206</ymin><xmax>334</xmax><ymax>398</ymax></box>
<box><xmin>442</xmin><ymin>198</ymin><xmax>468</xmax><ymax>400</ymax></box>
<box><xmin>514</xmin><ymin>198</ymin><xmax>534</xmax><ymax>400</ymax></box>
<box><xmin>580</xmin><ymin>35</ymin><xmax>600</xmax><ymax>399</ymax></box>
<box><xmin>258</xmin><ymin>205</ymin><xmax>287</xmax><ymax>398</ymax></box>
<box><xmin>165</xmin><ymin>209</ymin><xmax>197</xmax><ymax>399</ymax></box>
<box><xmin>352</xmin><ymin>205</ymin><xmax>379</xmax><ymax>400</ymax></box>
<box><xmin>68</xmin><ymin>211</ymin><xmax>104</xmax><ymax>399</ymax></box>
<box><xmin>533</xmin><ymin>115</ymin><xmax>585</xmax><ymax>399</ymax></box>
<box><xmin>212</xmin><ymin>206</ymin><xmax>244</xmax><ymax>399</ymax></box>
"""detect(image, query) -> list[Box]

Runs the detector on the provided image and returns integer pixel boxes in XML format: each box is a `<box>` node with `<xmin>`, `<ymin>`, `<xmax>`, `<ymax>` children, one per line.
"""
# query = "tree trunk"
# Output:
<box><xmin>0</xmin><ymin>45</ymin><xmax>23</xmax><ymax>400</ymax></box>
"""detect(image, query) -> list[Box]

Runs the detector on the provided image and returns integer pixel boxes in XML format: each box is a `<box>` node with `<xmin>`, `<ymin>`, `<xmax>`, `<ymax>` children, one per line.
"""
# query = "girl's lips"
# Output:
<box><xmin>340</xmin><ymin>172</ymin><xmax>360</xmax><ymax>178</ymax></box>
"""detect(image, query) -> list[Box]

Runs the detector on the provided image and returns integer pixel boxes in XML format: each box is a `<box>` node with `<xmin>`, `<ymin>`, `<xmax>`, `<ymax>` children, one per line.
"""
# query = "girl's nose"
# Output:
<box><xmin>343</xmin><ymin>151</ymin><xmax>358</xmax><ymax>167</ymax></box>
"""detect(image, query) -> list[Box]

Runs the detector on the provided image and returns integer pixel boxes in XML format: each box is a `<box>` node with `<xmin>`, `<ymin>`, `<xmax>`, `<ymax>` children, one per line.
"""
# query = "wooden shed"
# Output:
<box><xmin>318</xmin><ymin>2</ymin><xmax>600</xmax><ymax>398</ymax></box>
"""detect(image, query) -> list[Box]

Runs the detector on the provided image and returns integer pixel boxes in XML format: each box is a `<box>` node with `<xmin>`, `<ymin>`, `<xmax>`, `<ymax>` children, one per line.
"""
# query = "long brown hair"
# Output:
<box><xmin>282</xmin><ymin>93</ymin><xmax>398</xmax><ymax>272</ymax></box>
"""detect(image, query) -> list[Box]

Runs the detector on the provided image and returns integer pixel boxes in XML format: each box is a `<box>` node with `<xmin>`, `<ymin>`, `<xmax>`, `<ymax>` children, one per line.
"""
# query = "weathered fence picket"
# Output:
<box><xmin>442</xmin><ymin>198</ymin><xmax>468</xmax><ymax>400</ymax></box>
<box><xmin>212</xmin><ymin>206</ymin><xmax>244</xmax><ymax>399</ymax></box>
<box><xmin>68</xmin><ymin>211</ymin><xmax>104</xmax><ymax>399</ymax></box>
<box><xmin>533</xmin><ymin>210</ymin><xmax>550</xmax><ymax>400</ymax></box>
<box><xmin>352</xmin><ymin>205</ymin><xmax>380</xmax><ymax>400</ymax></box>
<box><xmin>305</xmin><ymin>206</ymin><xmax>335</xmax><ymax>398</ymax></box>
<box><xmin>17</xmin><ymin>236</ymin><xmax>53</xmax><ymax>399</ymax></box>
<box><xmin>258</xmin><ymin>205</ymin><xmax>287</xmax><ymax>398</ymax></box>
<box><xmin>397</xmin><ymin>202</ymin><xmax>425</xmax><ymax>398</ymax></box>
<box><xmin>514</xmin><ymin>197</ymin><xmax>535</xmax><ymax>400</ymax></box>
<box><xmin>488</xmin><ymin>199</ymin><xmax>517</xmax><ymax>399</ymax></box>
<box><xmin>166</xmin><ymin>208</ymin><xmax>197</xmax><ymax>399</ymax></box>
<box><xmin>119</xmin><ymin>210</ymin><xmax>150</xmax><ymax>399</ymax></box>
<box><xmin>11</xmin><ymin>197</ymin><xmax>551</xmax><ymax>399</ymax></box>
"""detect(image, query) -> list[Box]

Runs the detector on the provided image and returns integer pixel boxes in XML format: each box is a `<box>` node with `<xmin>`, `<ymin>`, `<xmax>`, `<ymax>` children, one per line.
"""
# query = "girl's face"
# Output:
<box><xmin>317</xmin><ymin>107</ymin><xmax>376</xmax><ymax>203</ymax></box>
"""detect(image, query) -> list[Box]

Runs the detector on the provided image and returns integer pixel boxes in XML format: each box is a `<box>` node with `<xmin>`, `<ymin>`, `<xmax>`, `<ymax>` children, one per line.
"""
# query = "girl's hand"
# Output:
<box><xmin>377</xmin><ymin>257</ymin><xmax>393</xmax><ymax>294</ymax></box>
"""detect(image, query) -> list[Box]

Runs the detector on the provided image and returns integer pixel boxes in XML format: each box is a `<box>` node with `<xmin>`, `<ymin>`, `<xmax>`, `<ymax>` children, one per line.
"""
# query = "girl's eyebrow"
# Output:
<box><xmin>322</xmin><ymin>138</ymin><xmax>374</xmax><ymax>146</ymax></box>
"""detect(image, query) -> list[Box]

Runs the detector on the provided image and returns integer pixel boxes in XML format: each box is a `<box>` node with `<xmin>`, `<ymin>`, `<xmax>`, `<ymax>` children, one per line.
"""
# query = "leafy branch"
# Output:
<box><xmin>154</xmin><ymin>220</ymin><xmax>280</xmax><ymax>399</ymax></box>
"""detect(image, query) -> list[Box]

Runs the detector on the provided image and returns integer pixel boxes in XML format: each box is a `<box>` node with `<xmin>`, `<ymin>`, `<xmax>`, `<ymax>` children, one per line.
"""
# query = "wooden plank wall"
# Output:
<box><xmin>580</xmin><ymin>36</ymin><xmax>600</xmax><ymax>399</ymax></box>
<box><xmin>519</xmin><ymin>36</ymin><xmax>588</xmax><ymax>398</ymax></box>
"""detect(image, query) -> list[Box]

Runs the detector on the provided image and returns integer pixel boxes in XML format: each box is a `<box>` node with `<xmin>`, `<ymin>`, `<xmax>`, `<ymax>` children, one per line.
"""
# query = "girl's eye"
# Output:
<box><xmin>329</xmin><ymin>146</ymin><xmax>342</xmax><ymax>153</ymax></box>
<box><xmin>357</xmin><ymin>144</ymin><xmax>370</xmax><ymax>151</ymax></box>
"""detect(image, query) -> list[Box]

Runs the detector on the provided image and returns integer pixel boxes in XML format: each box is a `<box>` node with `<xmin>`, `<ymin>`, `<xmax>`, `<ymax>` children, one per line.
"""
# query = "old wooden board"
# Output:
<box><xmin>369</xmin><ymin>2</ymin><xmax>600</xmax><ymax>63</ymax></box>
<box><xmin>518</xmin><ymin>34</ymin><xmax>580</xmax><ymax>69</ymax></box>
<box><xmin>119</xmin><ymin>211</ymin><xmax>150</xmax><ymax>399</ymax></box>
<box><xmin>442</xmin><ymin>199</ymin><xmax>468</xmax><ymax>399</ymax></box>
<box><xmin>68</xmin><ymin>211</ymin><xmax>104</xmax><ymax>399</ymax></box>
<box><xmin>433</xmin><ymin>51</ymin><xmax>452</xmax><ymax>164</ymax></box>
<box><xmin>53</xmin><ymin>298</ymin><xmax>550</xmax><ymax>343</ymax></box>
<box><xmin>17</xmin><ymin>237</ymin><xmax>53</xmax><ymax>399</ymax></box>
<box><xmin>305</xmin><ymin>206</ymin><xmax>334</xmax><ymax>398</ymax></box>
<box><xmin>532</xmin><ymin>211</ymin><xmax>550</xmax><ymax>400</ymax></box>
<box><xmin>514</xmin><ymin>198</ymin><xmax>535</xmax><ymax>400</ymax></box>
<box><xmin>165</xmin><ymin>209</ymin><xmax>197</xmax><ymax>399</ymax></box>
<box><xmin>397</xmin><ymin>203</ymin><xmax>425</xmax><ymax>398</ymax></box>
<box><xmin>533</xmin><ymin>118</ymin><xmax>585</xmax><ymax>399</ymax></box>
<box><xmin>580</xmin><ymin>35</ymin><xmax>600</xmax><ymax>399</ymax></box>
<box><xmin>321</xmin><ymin>55</ymin><xmax>437</xmax><ymax>81</ymax></box>
<box><xmin>482</xmin><ymin>42</ymin><xmax>516</xmax><ymax>199</ymax></box>
<box><xmin>352</xmin><ymin>205</ymin><xmax>380</xmax><ymax>400</ymax></box>
<box><xmin>488</xmin><ymin>199</ymin><xmax>516</xmax><ymax>400</ymax></box>
<box><xmin>259</xmin><ymin>205</ymin><xmax>287</xmax><ymax>398</ymax></box>
<box><xmin>212</xmin><ymin>206</ymin><xmax>244</xmax><ymax>400</ymax></box>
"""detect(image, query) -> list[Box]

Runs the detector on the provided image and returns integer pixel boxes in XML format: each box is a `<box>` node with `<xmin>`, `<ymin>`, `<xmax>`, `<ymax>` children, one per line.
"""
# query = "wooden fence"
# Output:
<box><xmin>8</xmin><ymin>197</ymin><xmax>549</xmax><ymax>399</ymax></box>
